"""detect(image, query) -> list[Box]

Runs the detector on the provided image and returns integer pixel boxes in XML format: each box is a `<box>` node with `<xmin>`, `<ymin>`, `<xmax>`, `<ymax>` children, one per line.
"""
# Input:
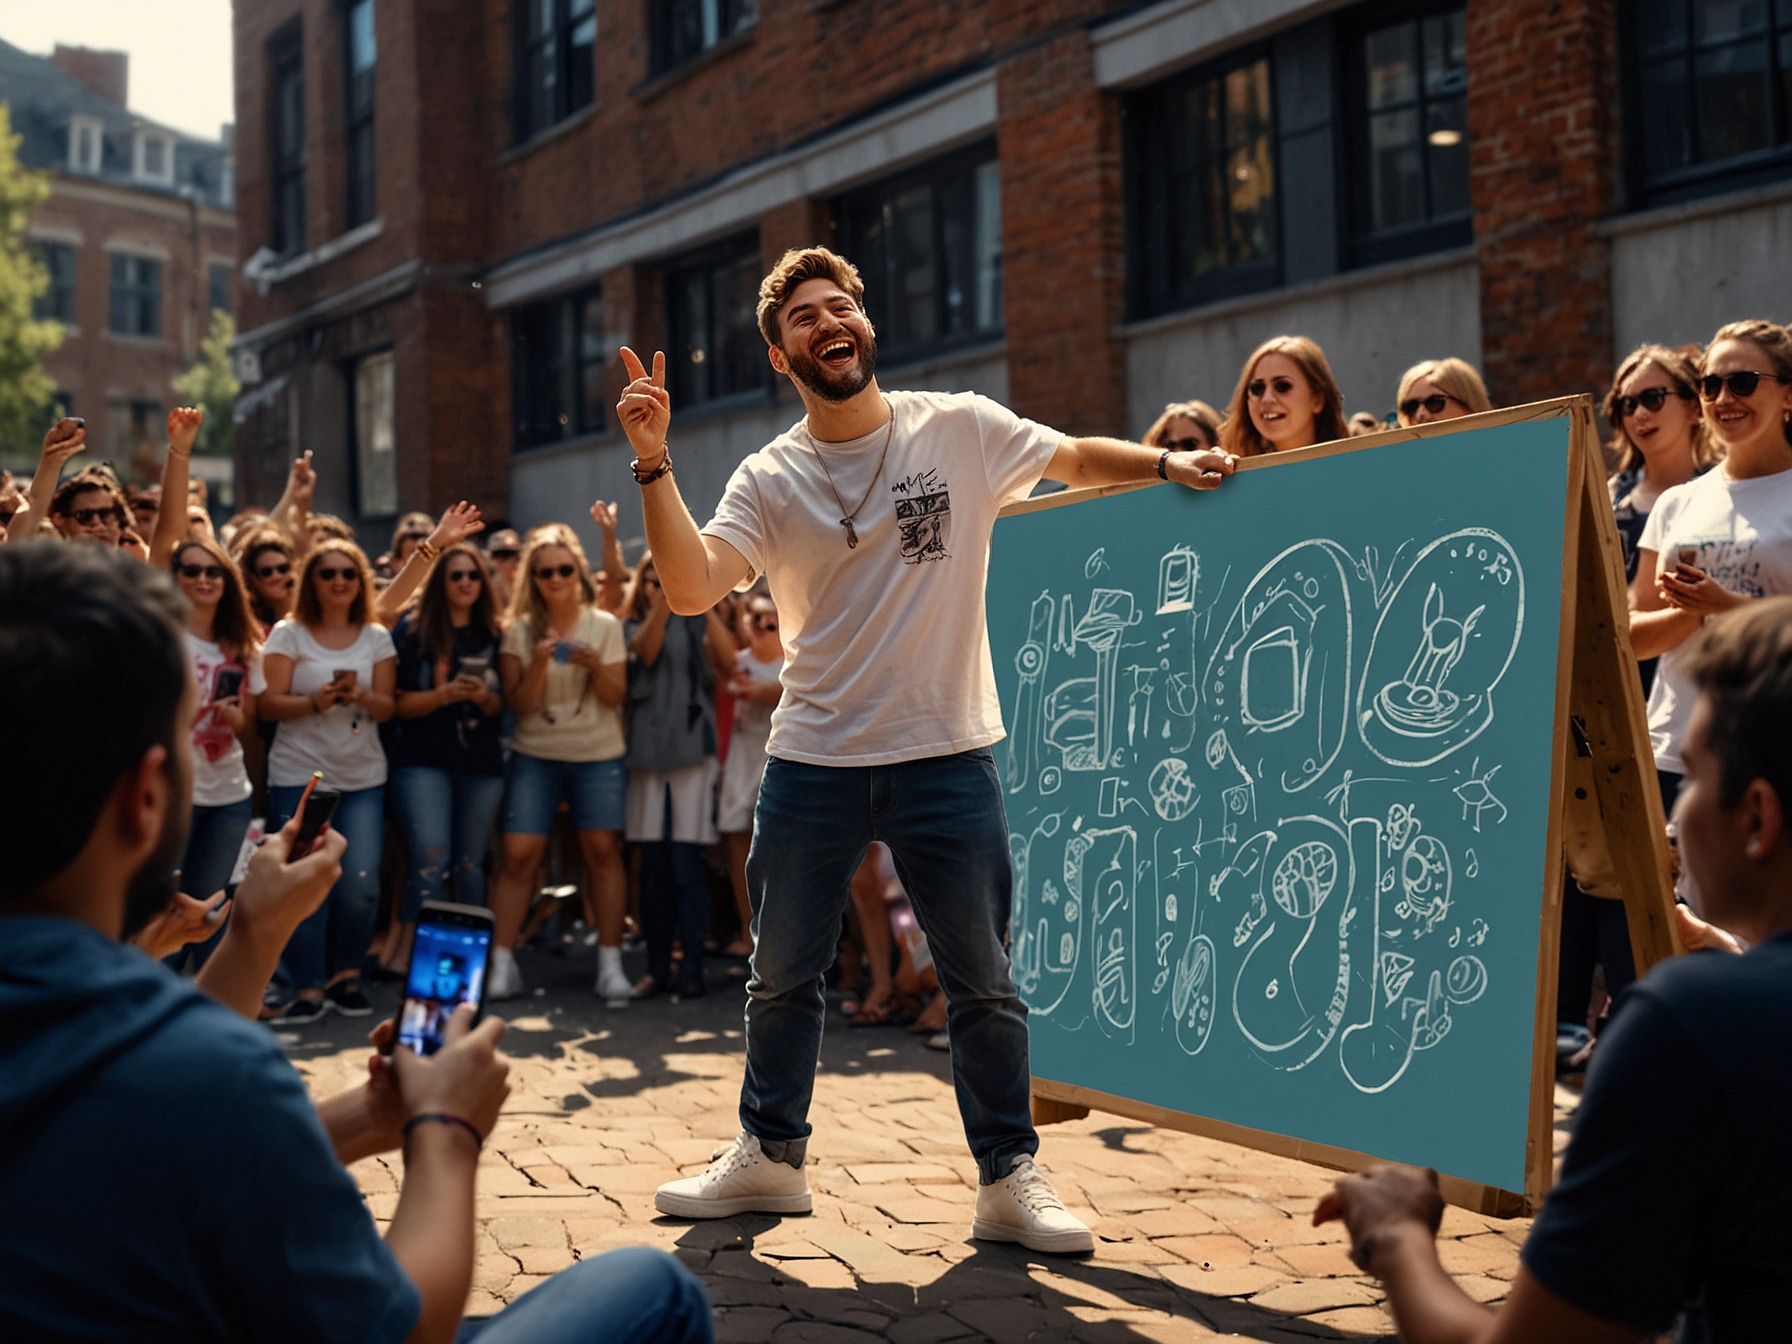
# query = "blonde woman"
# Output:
<box><xmin>1218</xmin><ymin>336</ymin><xmax>1348</xmax><ymax>458</ymax></box>
<box><xmin>493</xmin><ymin>523</ymin><xmax>629</xmax><ymax>1002</ymax></box>
<box><xmin>1394</xmin><ymin>357</ymin><xmax>1492</xmax><ymax>426</ymax></box>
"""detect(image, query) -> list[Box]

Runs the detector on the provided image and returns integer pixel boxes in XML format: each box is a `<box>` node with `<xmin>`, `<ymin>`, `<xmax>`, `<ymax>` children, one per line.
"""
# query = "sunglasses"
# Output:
<box><xmin>1160</xmin><ymin>436</ymin><xmax>1209</xmax><ymax>453</ymax></box>
<box><xmin>1399</xmin><ymin>393</ymin><xmax>1460</xmax><ymax>419</ymax></box>
<box><xmin>489</xmin><ymin>548</ymin><xmax>519</xmax><ymax>560</ymax></box>
<box><xmin>399</xmin><ymin>531</ymin><xmax>430</xmax><ymax>544</ymax></box>
<box><xmin>444</xmin><ymin>568</ymin><xmax>481</xmax><ymax>582</ymax></box>
<box><xmin>1247</xmin><ymin>377</ymin><xmax>1296</xmax><ymax>400</ymax></box>
<box><xmin>1616</xmin><ymin>386</ymin><xmax>1689</xmax><ymax>418</ymax></box>
<box><xmin>1699</xmin><ymin>370</ymin><xmax>1792</xmax><ymax>400</ymax></box>
<box><xmin>535</xmin><ymin>563</ymin><xmax>577</xmax><ymax>580</ymax></box>
<box><xmin>315</xmin><ymin>566</ymin><xmax>357</xmax><ymax>582</ymax></box>
<box><xmin>751</xmin><ymin>616</ymin><xmax>779</xmax><ymax>631</ymax></box>
<box><xmin>255</xmin><ymin>561</ymin><xmax>292</xmax><ymax>578</ymax></box>
<box><xmin>178</xmin><ymin>563</ymin><xmax>225</xmax><ymax>580</ymax></box>
<box><xmin>65</xmin><ymin>507</ymin><xmax>121</xmax><ymax>526</ymax></box>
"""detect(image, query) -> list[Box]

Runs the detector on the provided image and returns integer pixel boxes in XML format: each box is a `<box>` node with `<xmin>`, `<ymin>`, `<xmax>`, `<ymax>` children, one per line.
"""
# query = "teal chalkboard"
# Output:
<box><xmin>988</xmin><ymin>403</ymin><xmax>1661</xmax><ymax>1209</ymax></box>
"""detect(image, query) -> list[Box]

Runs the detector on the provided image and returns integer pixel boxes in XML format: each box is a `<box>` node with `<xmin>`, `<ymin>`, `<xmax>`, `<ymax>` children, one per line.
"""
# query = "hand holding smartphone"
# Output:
<box><xmin>211</xmin><ymin>666</ymin><xmax>246</xmax><ymax>703</ymax></box>
<box><xmin>288</xmin><ymin>772</ymin><xmax>342</xmax><ymax>861</ymax></box>
<box><xmin>388</xmin><ymin>902</ymin><xmax>495</xmax><ymax>1056</ymax></box>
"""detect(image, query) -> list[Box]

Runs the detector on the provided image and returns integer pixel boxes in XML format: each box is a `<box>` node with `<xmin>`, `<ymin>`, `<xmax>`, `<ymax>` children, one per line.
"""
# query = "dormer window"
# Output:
<box><xmin>134</xmin><ymin>131</ymin><xmax>174</xmax><ymax>185</ymax></box>
<box><xmin>69</xmin><ymin>116</ymin><xmax>103</xmax><ymax>174</ymax></box>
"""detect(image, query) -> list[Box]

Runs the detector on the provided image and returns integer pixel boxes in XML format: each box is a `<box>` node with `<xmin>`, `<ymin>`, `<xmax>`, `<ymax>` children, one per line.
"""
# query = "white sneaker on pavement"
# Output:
<box><xmin>654</xmin><ymin>1132</ymin><xmax>812</xmax><ymax>1219</ymax></box>
<box><xmin>487</xmin><ymin>946</ymin><xmax>524</xmax><ymax>1002</ymax></box>
<box><xmin>971</xmin><ymin>1155</ymin><xmax>1093</xmax><ymax>1254</ymax></box>
<box><xmin>594</xmin><ymin>962</ymin><xmax>633</xmax><ymax>1006</ymax></box>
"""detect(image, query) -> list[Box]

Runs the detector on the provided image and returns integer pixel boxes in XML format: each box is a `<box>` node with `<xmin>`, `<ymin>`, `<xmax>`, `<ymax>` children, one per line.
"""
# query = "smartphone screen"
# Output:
<box><xmin>212</xmin><ymin>666</ymin><xmax>245</xmax><ymax>702</ymax></box>
<box><xmin>289</xmin><ymin>787</ymin><xmax>341</xmax><ymax>860</ymax></box>
<box><xmin>456</xmin><ymin>656</ymin><xmax>490</xmax><ymax>681</ymax></box>
<box><xmin>397</xmin><ymin>902</ymin><xmax>495</xmax><ymax>1056</ymax></box>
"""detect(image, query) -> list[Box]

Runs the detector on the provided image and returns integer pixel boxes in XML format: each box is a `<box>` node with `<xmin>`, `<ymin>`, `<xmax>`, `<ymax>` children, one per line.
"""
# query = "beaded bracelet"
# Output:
<box><xmin>1156</xmin><ymin>449</ymin><xmax>1173</xmax><ymax>481</ymax></box>
<box><xmin>632</xmin><ymin>447</ymin><xmax>673</xmax><ymax>485</ymax></box>
<box><xmin>402</xmin><ymin>1111</ymin><xmax>484</xmax><ymax>1149</ymax></box>
<box><xmin>414</xmin><ymin>539</ymin><xmax>440</xmax><ymax>564</ymax></box>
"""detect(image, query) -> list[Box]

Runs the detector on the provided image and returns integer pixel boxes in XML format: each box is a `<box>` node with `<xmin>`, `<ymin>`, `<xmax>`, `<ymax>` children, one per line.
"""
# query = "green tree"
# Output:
<box><xmin>0</xmin><ymin>104</ymin><xmax>63</xmax><ymax>457</ymax></box>
<box><xmin>172</xmin><ymin>308</ymin><xmax>240</xmax><ymax>457</ymax></box>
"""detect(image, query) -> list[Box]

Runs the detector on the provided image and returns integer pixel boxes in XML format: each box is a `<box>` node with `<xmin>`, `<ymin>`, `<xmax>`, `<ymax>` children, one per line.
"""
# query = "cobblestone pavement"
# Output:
<box><xmin>288</xmin><ymin>945</ymin><xmax>1573</xmax><ymax>1343</ymax></box>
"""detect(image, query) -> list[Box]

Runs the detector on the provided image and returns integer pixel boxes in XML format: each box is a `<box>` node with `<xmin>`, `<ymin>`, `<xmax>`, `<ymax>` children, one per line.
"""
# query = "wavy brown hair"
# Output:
<box><xmin>757</xmin><ymin>246</ymin><xmax>866</xmax><ymax>347</ymax></box>
<box><xmin>235</xmin><ymin>526</ymin><xmax>294</xmax><ymax>628</ymax></box>
<box><xmin>508</xmin><ymin>523</ymin><xmax>597</xmax><ymax>638</ymax></box>
<box><xmin>1143</xmin><ymin>400</ymin><xmax>1223</xmax><ymax>450</ymax></box>
<box><xmin>1601</xmin><ymin>344</ymin><xmax>1715</xmax><ymax>476</ymax></box>
<box><xmin>1219</xmin><ymin>336</ymin><xmax>1348</xmax><ymax>458</ymax></box>
<box><xmin>414</xmin><ymin>543</ymin><xmax>500</xmax><ymax>665</ymax></box>
<box><xmin>172</xmin><ymin>537</ymin><xmax>261</xmax><ymax>660</ymax></box>
<box><xmin>294</xmin><ymin>538</ymin><xmax>377</xmax><ymax>628</ymax></box>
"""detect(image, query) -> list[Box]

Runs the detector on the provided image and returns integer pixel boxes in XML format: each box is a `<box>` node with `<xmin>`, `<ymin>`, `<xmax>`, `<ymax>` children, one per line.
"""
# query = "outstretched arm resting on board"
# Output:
<box><xmin>616</xmin><ymin>347</ymin><xmax>751</xmax><ymax>615</ymax></box>
<box><xmin>1044</xmin><ymin>437</ymin><xmax>1236</xmax><ymax>492</ymax></box>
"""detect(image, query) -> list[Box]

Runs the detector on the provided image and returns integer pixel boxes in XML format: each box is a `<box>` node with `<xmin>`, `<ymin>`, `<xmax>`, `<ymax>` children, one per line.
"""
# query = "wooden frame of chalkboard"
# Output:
<box><xmin>999</xmin><ymin>395</ymin><xmax>1678</xmax><ymax>1217</ymax></box>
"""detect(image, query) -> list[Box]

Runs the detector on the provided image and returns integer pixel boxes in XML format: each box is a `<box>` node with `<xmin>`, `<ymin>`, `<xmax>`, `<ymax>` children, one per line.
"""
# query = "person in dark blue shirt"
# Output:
<box><xmin>1313</xmin><ymin>597</ymin><xmax>1792</xmax><ymax>1344</ymax></box>
<box><xmin>0</xmin><ymin>542</ymin><xmax>712</xmax><ymax>1344</ymax></box>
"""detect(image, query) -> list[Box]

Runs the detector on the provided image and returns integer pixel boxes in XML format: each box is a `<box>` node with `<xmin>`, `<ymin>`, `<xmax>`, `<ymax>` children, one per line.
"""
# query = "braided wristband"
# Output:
<box><xmin>402</xmin><ymin>1111</ymin><xmax>484</xmax><ymax>1149</ymax></box>
<box><xmin>632</xmin><ymin>447</ymin><xmax>673</xmax><ymax>485</ymax></box>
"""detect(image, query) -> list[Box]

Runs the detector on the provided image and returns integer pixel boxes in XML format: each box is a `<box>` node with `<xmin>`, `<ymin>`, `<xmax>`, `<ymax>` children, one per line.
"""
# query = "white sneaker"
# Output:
<box><xmin>594</xmin><ymin>962</ymin><xmax>633</xmax><ymax>1006</ymax></box>
<box><xmin>971</xmin><ymin>1155</ymin><xmax>1093</xmax><ymax>1254</ymax></box>
<box><xmin>654</xmin><ymin>1132</ymin><xmax>812</xmax><ymax>1219</ymax></box>
<box><xmin>487</xmin><ymin>946</ymin><xmax>524</xmax><ymax>1002</ymax></box>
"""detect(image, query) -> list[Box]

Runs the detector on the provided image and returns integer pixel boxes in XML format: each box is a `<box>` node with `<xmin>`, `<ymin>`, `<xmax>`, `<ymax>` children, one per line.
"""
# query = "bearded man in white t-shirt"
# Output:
<box><xmin>618</xmin><ymin>246</ymin><xmax>1235</xmax><ymax>1253</ymax></box>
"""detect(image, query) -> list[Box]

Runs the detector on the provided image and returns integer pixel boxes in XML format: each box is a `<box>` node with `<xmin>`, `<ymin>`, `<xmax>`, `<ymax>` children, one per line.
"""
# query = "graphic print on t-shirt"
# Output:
<box><xmin>892</xmin><ymin>468</ymin><xmax>951</xmax><ymax>564</ymax></box>
<box><xmin>1682</xmin><ymin>537</ymin><xmax>1768</xmax><ymax>597</ymax></box>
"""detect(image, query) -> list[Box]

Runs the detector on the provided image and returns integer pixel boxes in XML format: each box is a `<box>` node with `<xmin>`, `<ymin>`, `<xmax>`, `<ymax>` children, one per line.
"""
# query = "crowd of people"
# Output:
<box><xmin>2</xmin><ymin>235</ymin><xmax>1789</xmax><ymax>1341</ymax></box>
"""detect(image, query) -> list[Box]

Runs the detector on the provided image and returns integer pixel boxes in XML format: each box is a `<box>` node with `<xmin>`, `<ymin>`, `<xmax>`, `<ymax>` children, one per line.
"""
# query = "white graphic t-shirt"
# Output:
<box><xmin>703</xmin><ymin>389</ymin><xmax>1063</xmax><ymax>766</ymax></box>
<box><xmin>1637</xmin><ymin>463</ymin><xmax>1792</xmax><ymax>772</ymax></box>
<box><xmin>187</xmin><ymin>632</ymin><xmax>267</xmax><ymax>808</ymax></box>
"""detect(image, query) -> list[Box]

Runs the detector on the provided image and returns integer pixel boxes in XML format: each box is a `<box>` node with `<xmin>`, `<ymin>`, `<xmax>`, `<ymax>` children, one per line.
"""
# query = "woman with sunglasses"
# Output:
<box><xmin>258</xmin><ymin>539</ymin><xmax>397</xmax><ymax>1023</ymax></box>
<box><xmin>1142</xmin><ymin>400</ymin><xmax>1223</xmax><ymax>455</ymax></box>
<box><xmin>623</xmin><ymin>552</ymin><xmax>736</xmax><ymax>1000</ymax></box>
<box><xmin>1219</xmin><ymin>336</ymin><xmax>1349</xmax><ymax>458</ymax></box>
<box><xmin>716</xmin><ymin>592</ymin><xmax>785</xmax><ymax>959</ymax></box>
<box><xmin>1633</xmin><ymin>319</ymin><xmax>1792</xmax><ymax>814</ymax></box>
<box><xmin>1393</xmin><ymin>357</ymin><xmax>1492</xmax><ymax>427</ymax></box>
<box><xmin>493</xmin><ymin>524</ymin><xmax>629</xmax><ymax>1002</ymax></box>
<box><xmin>237</xmin><ymin>526</ymin><xmax>298</xmax><ymax>635</ymax></box>
<box><xmin>168</xmin><ymin>537</ymin><xmax>265</xmax><ymax>968</ymax></box>
<box><xmin>380</xmin><ymin>544</ymin><xmax>507</xmax><ymax>976</ymax></box>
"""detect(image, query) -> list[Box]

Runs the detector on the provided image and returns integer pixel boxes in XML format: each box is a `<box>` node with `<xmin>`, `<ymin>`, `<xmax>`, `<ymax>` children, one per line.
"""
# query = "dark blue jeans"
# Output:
<box><xmin>455</xmin><ymin>1246</ymin><xmax>711</xmax><ymax>1343</ymax></box>
<box><xmin>270</xmin><ymin>783</ymin><xmax>385</xmax><ymax>990</ymax></box>
<box><xmin>170</xmin><ymin>797</ymin><xmax>253</xmax><ymax>971</ymax></box>
<box><xmin>389</xmin><ymin>767</ymin><xmax>505</xmax><ymax>919</ymax></box>
<box><xmin>741</xmin><ymin>747</ymin><xmax>1037</xmax><ymax>1184</ymax></box>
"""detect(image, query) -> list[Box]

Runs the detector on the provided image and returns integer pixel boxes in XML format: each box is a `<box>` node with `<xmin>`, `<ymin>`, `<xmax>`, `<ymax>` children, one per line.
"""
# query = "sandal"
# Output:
<box><xmin>850</xmin><ymin>988</ymin><xmax>903</xmax><ymax>1027</ymax></box>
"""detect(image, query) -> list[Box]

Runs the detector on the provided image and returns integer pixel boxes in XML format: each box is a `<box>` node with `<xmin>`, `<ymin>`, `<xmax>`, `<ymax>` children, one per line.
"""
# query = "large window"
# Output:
<box><xmin>650</xmin><ymin>0</ymin><xmax>755</xmax><ymax>78</ymax></box>
<box><xmin>663</xmin><ymin>234</ymin><xmax>766</xmax><ymax>408</ymax></box>
<box><xmin>32</xmin><ymin>242</ymin><xmax>77</xmax><ymax>324</ymax></box>
<box><xmin>344</xmin><ymin>0</ymin><xmax>377</xmax><ymax>228</ymax></box>
<box><xmin>208</xmin><ymin>261</ymin><xmax>233</xmax><ymax>316</ymax></box>
<box><xmin>108</xmin><ymin>254</ymin><xmax>161</xmax><ymax>338</ymax></box>
<box><xmin>270</xmin><ymin>27</ymin><xmax>307</xmax><ymax>256</ymax></box>
<box><xmin>511</xmin><ymin>287</ymin><xmax>606</xmax><ymax>450</ymax></box>
<box><xmin>1127</xmin><ymin>50</ymin><xmax>1279</xmax><ymax>317</ymax></box>
<box><xmin>1345</xmin><ymin>3</ymin><xmax>1470</xmax><ymax>264</ymax></box>
<box><xmin>1627</xmin><ymin>0</ymin><xmax>1792</xmax><ymax>202</ymax></box>
<box><xmin>514</xmin><ymin>0</ymin><xmax>596</xmax><ymax>142</ymax></box>
<box><xmin>832</xmin><ymin>143</ymin><xmax>1003</xmax><ymax>365</ymax></box>
<box><xmin>351</xmin><ymin>350</ymin><xmax>399</xmax><ymax>517</ymax></box>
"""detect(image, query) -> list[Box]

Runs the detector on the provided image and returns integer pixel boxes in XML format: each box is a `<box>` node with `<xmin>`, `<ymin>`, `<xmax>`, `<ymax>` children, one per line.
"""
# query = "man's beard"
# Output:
<box><xmin>785</xmin><ymin>330</ymin><xmax>878</xmax><ymax>404</ymax></box>
<box><xmin>120</xmin><ymin>795</ymin><xmax>191</xmax><ymax>943</ymax></box>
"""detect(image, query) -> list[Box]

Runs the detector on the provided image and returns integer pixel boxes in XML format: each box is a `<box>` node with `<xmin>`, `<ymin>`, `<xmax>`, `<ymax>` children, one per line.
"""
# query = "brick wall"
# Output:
<box><xmin>1468</xmin><ymin>0</ymin><xmax>1621</xmax><ymax>408</ymax></box>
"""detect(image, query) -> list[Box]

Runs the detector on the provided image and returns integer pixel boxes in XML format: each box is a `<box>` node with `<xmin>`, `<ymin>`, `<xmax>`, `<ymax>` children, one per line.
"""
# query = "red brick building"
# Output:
<box><xmin>2</xmin><ymin>42</ymin><xmax>235</xmax><ymax>487</ymax></box>
<box><xmin>227</xmin><ymin>0</ymin><xmax>1792</xmax><ymax>549</ymax></box>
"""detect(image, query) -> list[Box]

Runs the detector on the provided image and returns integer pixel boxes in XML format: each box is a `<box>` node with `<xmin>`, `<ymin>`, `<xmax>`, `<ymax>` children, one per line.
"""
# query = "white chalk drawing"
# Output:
<box><xmin>1453</xmin><ymin>758</ymin><xmax>1508</xmax><ymax>831</ymax></box>
<box><xmin>1379</xmin><ymin>950</ymin><xmax>1416</xmax><ymax>1005</ymax></box>
<box><xmin>1149</xmin><ymin>757</ymin><xmax>1200</xmax><ymax>821</ymax></box>
<box><xmin>1043</xmin><ymin>589</ymin><xmax>1140</xmax><ymax>773</ymax></box>
<box><xmin>1358</xmin><ymin>530</ymin><xmax>1525</xmax><ymax>767</ymax></box>
<box><xmin>1158</xmin><ymin>548</ymin><xmax>1197</xmax><ymax>614</ymax></box>
<box><xmin>1172</xmin><ymin>933</ymin><xmax>1219</xmax><ymax>1056</ymax></box>
<box><xmin>1445</xmin><ymin>954</ymin><xmax>1488</xmax><ymax>1004</ymax></box>
<box><xmin>1394</xmin><ymin>834</ymin><xmax>1454</xmax><ymax>936</ymax></box>
<box><xmin>1067</xmin><ymin>826</ymin><xmax>1137</xmax><ymax>1039</ymax></box>
<box><xmin>1085</xmin><ymin>547</ymin><xmax>1109</xmax><ymax>579</ymax></box>
<box><xmin>1010</xmin><ymin>813</ymin><xmax>1081</xmax><ymax>1015</ymax></box>
<box><xmin>1005</xmin><ymin>591</ymin><xmax>1055</xmax><ymax>795</ymax></box>
<box><xmin>1464</xmin><ymin>847</ymin><xmax>1479</xmax><ymax>878</ymax></box>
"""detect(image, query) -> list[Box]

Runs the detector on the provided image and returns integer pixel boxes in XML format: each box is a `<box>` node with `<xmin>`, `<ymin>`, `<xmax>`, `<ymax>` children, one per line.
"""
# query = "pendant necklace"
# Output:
<box><xmin>811</xmin><ymin>397</ymin><xmax>894</xmax><ymax>549</ymax></box>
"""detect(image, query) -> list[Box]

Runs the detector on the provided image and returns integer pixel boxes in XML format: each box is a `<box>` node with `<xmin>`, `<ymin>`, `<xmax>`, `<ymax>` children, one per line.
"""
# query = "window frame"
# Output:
<box><xmin>660</xmin><ymin>232</ymin><xmax>769</xmax><ymax>412</ymax></box>
<box><xmin>1124</xmin><ymin>43</ymin><xmax>1284</xmax><ymax>320</ymax></box>
<box><xmin>510</xmin><ymin>285</ymin><xmax>607</xmax><ymax>452</ymax></box>
<box><xmin>1621</xmin><ymin>0</ymin><xmax>1792</xmax><ymax>208</ymax></box>
<box><xmin>133</xmin><ymin>131</ymin><xmax>175</xmax><ymax>186</ymax></box>
<box><xmin>31</xmin><ymin>241</ymin><xmax>78</xmax><ymax>324</ymax></box>
<box><xmin>343</xmin><ymin>0</ymin><xmax>377</xmax><ymax>228</ymax></box>
<box><xmin>830</xmin><ymin>139</ymin><xmax>1005</xmax><ymax>368</ymax></box>
<box><xmin>648</xmin><ymin>0</ymin><xmax>756</xmax><ymax>80</ymax></box>
<box><xmin>208</xmin><ymin>260</ymin><xmax>234</xmax><ymax>316</ymax></box>
<box><xmin>269</xmin><ymin>24</ymin><xmax>307</xmax><ymax>257</ymax></box>
<box><xmin>107</xmin><ymin>253</ymin><xmax>162</xmax><ymax>339</ymax></box>
<box><xmin>512</xmin><ymin>0</ymin><xmax>598</xmax><ymax>144</ymax></box>
<box><xmin>68</xmin><ymin>116</ymin><xmax>104</xmax><ymax>174</ymax></box>
<box><xmin>349</xmin><ymin>348</ymin><xmax>400</xmax><ymax>519</ymax></box>
<box><xmin>1339</xmin><ymin>0</ymin><xmax>1472</xmax><ymax>268</ymax></box>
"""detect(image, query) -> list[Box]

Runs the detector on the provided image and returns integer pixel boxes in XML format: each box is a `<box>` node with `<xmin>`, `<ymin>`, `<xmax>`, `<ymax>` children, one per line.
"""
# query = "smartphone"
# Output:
<box><xmin>456</xmin><ymin>655</ymin><xmax>490</xmax><ymax>682</ymax></box>
<box><xmin>212</xmin><ymin>666</ymin><xmax>246</xmax><ymax>702</ymax></box>
<box><xmin>392</xmin><ymin>902</ymin><xmax>495</xmax><ymax>1056</ymax></box>
<box><xmin>552</xmin><ymin>642</ymin><xmax>574</xmax><ymax>663</ymax></box>
<box><xmin>1677</xmin><ymin>547</ymin><xmax>1700</xmax><ymax>570</ymax></box>
<box><xmin>289</xmin><ymin>774</ymin><xmax>341</xmax><ymax>861</ymax></box>
<box><xmin>332</xmin><ymin>667</ymin><xmax>358</xmax><ymax>689</ymax></box>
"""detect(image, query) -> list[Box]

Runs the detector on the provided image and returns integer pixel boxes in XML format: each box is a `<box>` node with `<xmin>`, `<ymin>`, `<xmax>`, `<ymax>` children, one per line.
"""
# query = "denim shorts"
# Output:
<box><xmin>503</xmin><ymin>752</ymin><xmax>626</xmax><ymax>835</ymax></box>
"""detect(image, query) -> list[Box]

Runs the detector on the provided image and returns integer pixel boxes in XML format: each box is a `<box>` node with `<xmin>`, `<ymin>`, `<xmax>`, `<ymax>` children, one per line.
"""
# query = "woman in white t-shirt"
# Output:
<box><xmin>717</xmin><ymin>592</ymin><xmax>783</xmax><ymax>957</ymax></box>
<box><xmin>169</xmin><ymin>538</ymin><xmax>265</xmax><ymax>968</ymax></box>
<box><xmin>257</xmin><ymin>539</ymin><xmax>396</xmax><ymax>1024</ymax></box>
<box><xmin>1633</xmin><ymin>319</ymin><xmax>1792</xmax><ymax>811</ymax></box>
<box><xmin>493</xmin><ymin>523</ymin><xmax>629</xmax><ymax>1002</ymax></box>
